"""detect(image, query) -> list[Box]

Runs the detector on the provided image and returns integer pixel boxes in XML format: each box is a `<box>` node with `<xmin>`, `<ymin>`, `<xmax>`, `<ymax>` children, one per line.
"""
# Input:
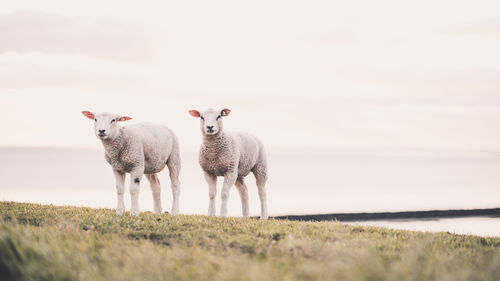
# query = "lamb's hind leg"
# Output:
<box><xmin>253</xmin><ymin>163</ymin><xmax>268</xmax><ymax>219</ymax></box>
<box><xmin>167</xmin><ymin>155</ymin><xmax>181</xmax><ymax>216</ymax></box>
<box><xmin>235</xmin><ymin>177</ymin><xmax>249</xmax><ymax>218</ymax></box>
<box><xmin>145</xmin><ymin>174</ymin><xmax>162</xmax><ymax>214</ymax></box>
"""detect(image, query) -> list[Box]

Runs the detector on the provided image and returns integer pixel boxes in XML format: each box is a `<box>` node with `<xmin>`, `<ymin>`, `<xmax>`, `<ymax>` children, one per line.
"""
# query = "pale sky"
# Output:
<box><xmin>1</xmin><ymin>0</ymin><xmax>500</xmax><ymax>151</ymax></box>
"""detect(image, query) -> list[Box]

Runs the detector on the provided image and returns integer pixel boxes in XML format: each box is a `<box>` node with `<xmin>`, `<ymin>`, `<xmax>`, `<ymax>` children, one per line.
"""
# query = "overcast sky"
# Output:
<box><xmin>1</xmin><ymin>0</ymin><xmax>500</xmax><ymax>151</ymax></box>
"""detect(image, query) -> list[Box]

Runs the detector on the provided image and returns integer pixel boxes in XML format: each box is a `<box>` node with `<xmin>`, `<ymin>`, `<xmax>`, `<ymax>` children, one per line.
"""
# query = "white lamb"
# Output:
<box><xmin>82</xmin><ymin>111</ymin><xmax>181</xmax><ymax>216</ymax></box>
<box><xmin>189</xmin><ymin>108</ymin><xmax>268</xmax><ymax>219</ymax></box>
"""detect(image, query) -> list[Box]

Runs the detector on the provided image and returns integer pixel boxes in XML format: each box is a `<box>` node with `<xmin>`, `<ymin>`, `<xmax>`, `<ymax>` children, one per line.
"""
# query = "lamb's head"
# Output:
<box><xmin>189</xmin><ymin>108</ymin><xmax>231</xmax><ymax>136</ymax></box>
<box><xmin>82</xmin><ymin>111</ymin><xmax>132</xmax><ymax>140</ymax></box>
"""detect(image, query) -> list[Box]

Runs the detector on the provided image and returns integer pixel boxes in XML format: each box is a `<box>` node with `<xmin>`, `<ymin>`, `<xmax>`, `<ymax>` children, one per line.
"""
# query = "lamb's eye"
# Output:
<box><xmin>200</xmin><ymin>116</ymin><xmax>205</xmax><ymax>121</ymax></box>
<box><xmin>111</xmin><ymin>119</ymin><xmax>116</xmax><ymax>123</ymax></box>
<box><xmin>94</xmin><ymin>118</ymin><xmax>97</xmax><ymax>122</ymax></box>
<box><xmin>216</xmin><ymin>115</ymin><xmax>221</xmax><ymax>120</ymax></box>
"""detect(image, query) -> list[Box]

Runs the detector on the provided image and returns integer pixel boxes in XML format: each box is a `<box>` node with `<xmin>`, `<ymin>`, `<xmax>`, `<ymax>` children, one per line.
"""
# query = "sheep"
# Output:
<box><xmin>189</xmin><ymin>108</ymin><xmax>268</xmax><ymax>219</ymax></box>
<box><xmin>82</xmin><ymin>111</ymin><xmax>181</xmax><ymax>216</ymax></box>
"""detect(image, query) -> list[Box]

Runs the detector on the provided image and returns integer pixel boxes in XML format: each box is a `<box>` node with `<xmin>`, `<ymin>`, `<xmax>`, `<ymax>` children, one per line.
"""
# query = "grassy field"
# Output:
<box><xmin>1</xmin><ymin>202</ymin><xmax>499</xmax><ymax>281</ymax></box>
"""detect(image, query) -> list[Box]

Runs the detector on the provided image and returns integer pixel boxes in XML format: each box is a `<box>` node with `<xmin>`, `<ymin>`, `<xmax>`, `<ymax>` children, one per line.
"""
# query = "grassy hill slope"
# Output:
<box><xmin>1</xmin><ymin>202</ymin><xmax>499</xmax><ymax>281</ymax></box>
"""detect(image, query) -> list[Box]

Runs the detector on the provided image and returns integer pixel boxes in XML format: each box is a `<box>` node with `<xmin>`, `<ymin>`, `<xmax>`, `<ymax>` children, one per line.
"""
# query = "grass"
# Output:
<box><xmin>1</xmin><ymin>202</ymin><xmax>499</xmax><ymax>281</ymax></box>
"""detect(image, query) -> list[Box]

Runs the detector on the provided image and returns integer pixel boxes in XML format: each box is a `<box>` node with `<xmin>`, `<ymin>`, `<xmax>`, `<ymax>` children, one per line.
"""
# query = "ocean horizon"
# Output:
<box><xmin>2</xmin><ymin>145</ymin><xmax>500</xmax><ymax>213</ymax></box>
<box><xmin>2</xmin><ymin>146</ymin><xmax>500</xmax><ymax>236</ymax></box>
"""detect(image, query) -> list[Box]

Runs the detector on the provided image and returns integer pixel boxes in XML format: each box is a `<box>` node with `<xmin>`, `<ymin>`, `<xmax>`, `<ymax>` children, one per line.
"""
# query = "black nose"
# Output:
<box><xmin>99</xmin><ymin>129</ymin><xmax>106</xmax><ymax>134</ymax></box>
<box><xmin>207</xmin><ymin>126</ymin><xmax>214</xmax><ymax>130</ymax></box>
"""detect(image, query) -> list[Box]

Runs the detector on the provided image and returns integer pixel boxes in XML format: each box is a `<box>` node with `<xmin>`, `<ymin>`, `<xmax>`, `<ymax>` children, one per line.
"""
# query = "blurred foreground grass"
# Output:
<box><xmin>1</xmin><ymin>201</ymin><xmax>499</xmax><ymax>281</ymax></box>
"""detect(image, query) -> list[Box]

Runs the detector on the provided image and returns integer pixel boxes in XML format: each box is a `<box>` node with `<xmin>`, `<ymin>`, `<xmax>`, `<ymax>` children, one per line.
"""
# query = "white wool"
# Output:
<box><xmin>190</xmin><ymin>108</ymin><xmax>268</xmax><ymax>219</ymax></box>
<box><xmin>83</xmin><ymin>111</ymin><xmax>181</xmax><ymax>216</ymax></box>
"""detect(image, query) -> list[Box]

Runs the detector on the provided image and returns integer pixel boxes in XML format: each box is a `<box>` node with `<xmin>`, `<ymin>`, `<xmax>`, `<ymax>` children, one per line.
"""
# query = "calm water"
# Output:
<box><xmin>1</xmin><ymin>147</ymin><xmax>500</xmax><ymax>236</ymax></box>
<box><xmin>353</xmin><ymin>217</ymin><xmax>500</xmax><ymax>237</ymax></box>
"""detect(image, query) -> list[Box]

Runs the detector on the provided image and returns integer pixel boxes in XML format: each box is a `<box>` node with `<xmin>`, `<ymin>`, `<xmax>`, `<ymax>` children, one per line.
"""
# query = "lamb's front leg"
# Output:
<box><xmin>113</xmin><ymin>170</ymin><xmax>126</xmax><ymax>215</ymax></box>
<box><xmin>129</xmin><ymin>168</ymin><xmax>144</xmax><ymax>216</ymax></box>
<box><xmin>204</xmin><ymin>172</ymin><xmax>217</xmax><ymax>216</ymax></box>
<box><xmin>220</xmin><ymin>172</ymin><xmax>237</xmax><ymax>218</ymax></box>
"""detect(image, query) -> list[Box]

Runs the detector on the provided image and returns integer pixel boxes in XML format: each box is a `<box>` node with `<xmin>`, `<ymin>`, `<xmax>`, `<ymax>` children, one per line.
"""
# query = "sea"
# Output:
<box><xmin>1</xmin><ymin>147</ymin><xmax>500</xmax><ymax>237</ymax></box>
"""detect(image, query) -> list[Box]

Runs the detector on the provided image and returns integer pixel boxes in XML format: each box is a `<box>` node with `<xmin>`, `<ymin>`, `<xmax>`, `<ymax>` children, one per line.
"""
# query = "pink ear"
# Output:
<box><xmin>117</xmin><ymin>116</ymin><xmax>132</xmax><ymax>122</ymax></box>
<box><xmin>82</xmin><ymin>111</ymin><xmax>95</xmax><ymax>120</ymax></box>
<box><xmin>189</xmin><ymin>110</ymin><xmax>200</xmax><ymax>117</ymax></box>
<box><xmin>221</xmin><ymin>108</ymin><xmax>231</xmax><ymax>117</ymax></box>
